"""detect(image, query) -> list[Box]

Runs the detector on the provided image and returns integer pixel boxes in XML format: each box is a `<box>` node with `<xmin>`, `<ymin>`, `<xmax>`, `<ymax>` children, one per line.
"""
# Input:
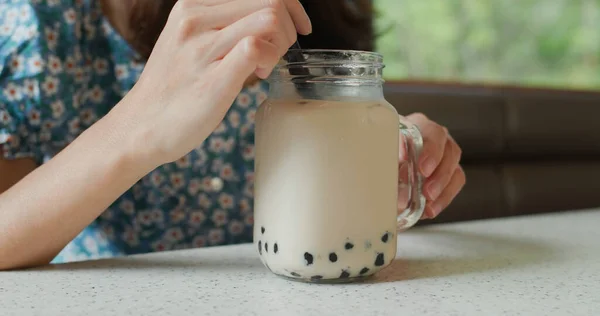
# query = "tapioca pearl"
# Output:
<box><xmin>311</xmin><ymin>275</ymin><xmax>323</xmax><ymax>281</ymax></box>
<box><xmin>291</xmin><ymin>272</ymin><xmax>301</xmax><ymax>277</ymax></box>
<box><xmin>274</xmin><ymin>243</ymin><xmax>278</xmax><ymax>254</ymax></box>
<box><xmin>329</xmin><ymin>252</ymin><xmax>338</xmax><ymax>263</ymax></box>
<box><xmin>258</xmin><ymin>241</ymin><xmax>262</xmax><ymax>255</ymax></box>
<box><xmin>339</xmin><ymin>270</ymin><xmax>350</xmax><ymax>278</ymax></box>
<box><xmin>359</xmin><ymin>267</ymin><xmax>370</xmax><ymax>275</ymax></box>
<box><xmin>261</xmin><ymin>226</ymin><xmax>265</xmax><ymax>234</ymax></box>
<box><xmin>374</xmin><ymin>253</ymin><xmax>385</xmax><ymax>266</ymax></box>
<box><xmin>381</xmin><ymin>232</ymin><xmax>390</xmax><ymax>243</ymax></box>
<box><xmin>344</xmin><ymin>242</ymin><xmax>354</xmax><ymax>250</ymax></box>
<box><xmin>304</xmin><ymin>252</ymin><xmax>314</xmax><ymax>265</ymax></box>
<box><xmin>265</xmin><ymin>242</ymin><xmax>268</xmax><ymax>253</ymax></box>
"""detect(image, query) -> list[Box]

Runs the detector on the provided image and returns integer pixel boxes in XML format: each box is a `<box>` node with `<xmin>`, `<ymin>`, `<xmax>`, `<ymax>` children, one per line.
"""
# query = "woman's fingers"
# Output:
<box><xmin>217</xmin><ymin>36</ymin><xmax>280</xmax><ymax>91</ymax></box>
<box><xmin>211</xmin><ymin>8</ymin><xmax>293</xmax><ymax>61</ymax></box>
<box><xmin>406</xmin><ymin>113</ymin><xmax>448</xmax><ymax>178</ymax></box>
<box><xmin>423</xmin><ymin>139</ymin><xmax>462</xmax><ymax>201</ymax></box>
<box><xmin>423</xmin><ymin>167</ymin><xmax>466</xmax><ymax>219</ymax></box>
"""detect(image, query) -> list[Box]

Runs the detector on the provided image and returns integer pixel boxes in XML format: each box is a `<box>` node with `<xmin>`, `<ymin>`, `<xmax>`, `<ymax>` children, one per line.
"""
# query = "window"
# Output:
<box><xmin>374</xmin><ymin>0</ymin><xmax>600</xmax><ymax>90</ymax></box>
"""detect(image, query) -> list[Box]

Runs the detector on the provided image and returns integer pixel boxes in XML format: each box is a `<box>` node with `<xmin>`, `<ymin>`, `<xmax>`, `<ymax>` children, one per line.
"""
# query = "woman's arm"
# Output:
<box><xmin>0</xmin><ymin>111</ymin><xmax>151</xmax><ymax>270</ymax></box>
<box><xmin>0</xmin><ymin>0</ymin><xmax>311</xmax><ymax>270</ymax></box>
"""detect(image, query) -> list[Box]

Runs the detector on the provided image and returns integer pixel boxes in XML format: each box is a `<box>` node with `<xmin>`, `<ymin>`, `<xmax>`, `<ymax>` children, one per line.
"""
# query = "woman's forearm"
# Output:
<box><xmin>0</xmin><ymin>108</ymin><xmax>154</xmax><ymax>270</ymax></box>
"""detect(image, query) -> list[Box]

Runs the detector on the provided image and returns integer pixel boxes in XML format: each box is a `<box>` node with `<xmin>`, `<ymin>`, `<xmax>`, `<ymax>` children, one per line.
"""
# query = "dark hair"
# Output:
<box><xmin>124</xmin><ymin>0</ymin><xmax>374</xmax><ymax>60</ymax></box>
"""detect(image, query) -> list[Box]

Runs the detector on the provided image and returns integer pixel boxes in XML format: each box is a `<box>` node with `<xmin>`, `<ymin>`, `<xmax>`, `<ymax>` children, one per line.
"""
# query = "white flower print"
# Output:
<box><xmin>151</xmin><ymin>172</ymin><xmax>165</xmax><ymax>186</ymax></box>
<box><xmin>175</xmin><ymin>155</ymin><xmax>191</xmax><ymax>169</ymax></box>
<box><xmin>3</xmin><ymin>83</ymin><xmax>22</xmax><ymax>102</ymax></box>
<box><xmin>151</xmin><ymin>240</ymin><xmax>169</xmax><ymax>252</ymax></box>
<box><xmin>64</xmin><ymin>56</ymin><xmax>77</xmax><ymax>74</ymax></box>
<box><xmin>27</xmin><ymin>109</ymin><xmax>41</xmax><ymax>126</ymax></box>
<box><xmin>45</xmin><ymin>27</ymin><xmax>59</xmax><ymax>50</ymax></box>
<box><xmin>9</xmin><ymin>55</ymin><xmax>25</xmax><ymax>74</ymax></box>
<box><xmin>213</xmin><ymin>122</ymin><xmax>227</xmax><ymax>134</ymax></box>
<box><xmin>170</xmin><ymin>172</ymin><xmax>185</xmax><ymax>190</ymax></box>
<box><xmin>228</xmin><ymin>220</ymin><xmax>244</xmax><ymax>236</ymax></box>
<box><xmin>47</xmin><ymin>0</ymin><xmax>60</xmax><ymax>7</ymax></box>
<box><xmin>201</xmin><ymin>177</ymin><xmax>213</xmax><ymax>192</ymax></box>
<box><xmin>72</xmin><ymin>91</ymin><xmax>83</xmax><ymax>109</ymax></box>
<box><xmin>122</xmin><ymin>229</ymin><xmax>139</xmax><ymax>247</ymax></box>
<box><xmin>93</xmin><ymin>58</ymin><xmax>109</xmax><ymax>75</ymax></box>
<box><xmin>88</xmin><ymin>85</ymin><xmax>105</xmax><ymax>104</ymax></box>
<box><xmin>211</xmin><ymin>209</ymin><xmax>228</xmax><ymax>227</ymax></box>
<box><xmin>74</xmin><ymin>67</ymin><xmax>86</xmax><ymax>83</ymax></box>
<box><xmin>0</xmin><ymin>132</ymin><xmax>10</xmax><ymax>144</ymax></box>
<box><xmin>19</xmin><ymin>5</ymin><xmax>32</xmax><ymax>22</ymax></box>
<box><xmin>242</xmin><ymin>144</ymin><xmax>254</xmax><ymax>161</ymax></box>
<box><xmin>5</xmin><ymin>8</ymin><xmax>18</xmax><ymax>24</ymax></box>
<box><xmin>223</xmin><ymin>138</ymin><xmax>235</xmax><ymax>153</ymax></box>
<box><xmin>244</xmin><ymin>214</ymin><xmax>254</xmax><ymax>226</ymax></box>
<box><xmin>247</xmin><ymin>81</ymin><xmax>263</xmax><ymax>92</ymax></box>
<box><xmin>192</xmin><ymin>147</ymin><xmax>206</xmax><ymax>164</ymax></box>
<box><xmin>228</xmin><ymin>110</ymin><xmax>241</xmax><ymax>128</ymax></box>
<box><xmin>239</xmin><ymin>123</ymin><xmax>252</xmax><ymax>137</ymax></box>
<box><xmin>0</xmin><ymin>23</ymin><xmax>13</xmax><ymax>37</ymax></box>
<box><xmin>42</xmin><ymin>121</ymin><xmax>54</xmax><ymax>132</ymax></box>
<box><xmin>39</xmin><ymin>131</ymin><xmax>50</xmax><ymax>142</ymax></box>
<box><xmin>208</xmin><ymin>137</ymin><xmax>225</xmax><ymax>153</ymax></box>
<box><xmin>80</xmin><ymin>108</ymin><xmax>96</xmax><ymax>125</ymax></box>
<box><xmin>83</xmin><ymin>235</ymin><xmax>99</xmax><ymax>254</ymax></box>
<box><xmin>192</xmin><ymin>236</ymin><xmax>207</xmax><ymax>248</ymax></box>
<box><xmin>198</xmin><ymin>193</ymin><xmax>212</xmax><ymax>209</ymax></box>
<box><xmin>47</xmin><ymin>55</ymin><xmax>63</xmax><ymax>75</ymax></box>
<box><xmin>63</xmin><ymin>8</ymin><xmax>76</xmax><ymax>24</ymax></box>
<box><xmin>189</xmin><ymin>211</ymin><xmax>206</xmax><ymax>226</ymax></box>
<box><xmin>239</xmin><ymin>198</ymin><xmax>251</xmax><ymax>214</ymax></box>
<box><xmin>243</xmin><ymin>181</ymin><xmax>253</xmax><ymax>198</ymax></box>
<box><xmin>119</xmin><ymin>199</ymin><xmax>135</xmax><ymax>216</ymax></box>
<box><xmin>137</xmin><ymin>211</ymin><xmax>154</xmax><ymax>226</ymax></box>
<box><xmin>27</xmin><ymin>24</ymin><xmax>38</xmax><ymax>38</ymax></box>
<box><xmin>246</xmin><ymin>109</ymin><xmax>256</xmax><ymax>122</ymax></box>
<box><xmin>23</xmin><ymin>79</ymin><xmax>39</xmax><ymax>98</ymax></box>
<box><xmin>28</xmin><ymin>54</ymin><xmax>44</xmax><ymax>73</ymax></box>
<box><xmin>115</xmin><ymin>64</ymin><xmax>129</xmax><ymax>80</ymax></box>
<box><xmin>151</xmin><ymin>209</ymin><xmax>165</xmax><ymax>223</ymax></box>
<box><xmin>99</xmin><ymin>209</ymin><xmax>113</xmax><ymax>220</ymax></box>
<box><xmin>187</xmin><ymin>178</ymin><xmax>202</xmax><ymax>196</ymax></box>
<box><xmin>50</xmin><ymin>100</ymin><xmax>65</xmax><ymax>118</ymax></box>
<box><xmin>68</xmin><ymin>118</ymin><xmax>80</xmax><ymax>134</ymax></box>
<box><xmin>236</xmin><ymin>92</ymin><xmax>251</xmax><ymax>108</ymax></box>
<box><xmin>170</xmin><ymin>209</ymin><xmax>186</xmax><ymax>223</ymax></box>
<box><xmin>256</xmin><ymin>91</ymin><xmax>267</xmax><ymax>105</ymax></box>
<box><xmin>218</xmin><ymin>193</ymin><xmax>234</xmax><ymax>210</ymax></box>
<box><xmin>165</xmin><ymin>228</ymin><xmax>185</xmax><ymax>242</ymax></box>
<box><xmin>220</xmin><ymin>163</ymin><xmax>235</xmax><ymax>180</ymax></box>
<box><xmin>208</xmin><ymin>229</ymin><xmax>225</xmax><ymax>244</ymax></box>
<box><xmin>41</xmin><ymin>76</ymin><xmax>59</xmax><ymax>96</ymax></box>
<box><xmin>12</xmin><ymin>26</ymin><xmax>29</xmax><ymax>43</ymax></box>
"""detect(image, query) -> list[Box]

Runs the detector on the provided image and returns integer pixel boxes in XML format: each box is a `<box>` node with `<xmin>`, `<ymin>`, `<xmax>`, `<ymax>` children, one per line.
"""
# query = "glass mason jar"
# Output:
<box><xmin>253</xmin><ymin>49</ymin><xmax>425</xmax><ymax>283</ymax></box>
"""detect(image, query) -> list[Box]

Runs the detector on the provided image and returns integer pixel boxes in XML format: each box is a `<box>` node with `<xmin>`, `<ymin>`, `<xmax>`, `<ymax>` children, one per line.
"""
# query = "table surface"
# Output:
<box><xmin>2</xmin><ymin>209</ymin><xmax>599</xmax><ymax>316</ymax></box>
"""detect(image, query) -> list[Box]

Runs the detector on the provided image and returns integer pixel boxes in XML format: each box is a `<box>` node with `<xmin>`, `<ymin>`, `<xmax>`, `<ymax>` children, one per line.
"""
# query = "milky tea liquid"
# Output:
<box><xmin>253</xmin><ymin>98</ymin><xmax>400</xmax><ymax>282</ymax></box>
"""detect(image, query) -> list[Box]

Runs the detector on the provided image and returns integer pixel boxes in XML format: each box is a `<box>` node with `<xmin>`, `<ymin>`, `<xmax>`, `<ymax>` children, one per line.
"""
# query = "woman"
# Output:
<box><xmin>0</xmin><ymin>0</ymin><xmax>465</xmax><ymax>270</ymax></box>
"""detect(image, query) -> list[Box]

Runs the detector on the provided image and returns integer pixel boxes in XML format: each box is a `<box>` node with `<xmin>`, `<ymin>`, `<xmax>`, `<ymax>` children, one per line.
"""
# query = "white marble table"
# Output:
<box><xmin>2</xmin><ymin>209</ymin><xmax>599</xmax><ymax>316</ymax></box>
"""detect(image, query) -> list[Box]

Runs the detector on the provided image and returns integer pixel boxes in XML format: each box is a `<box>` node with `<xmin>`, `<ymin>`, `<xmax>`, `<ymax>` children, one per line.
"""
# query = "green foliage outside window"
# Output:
<box><xmin>374</xmin><ymin>0</ymin><xmax>600</xmax><ymax>90</ymax></box>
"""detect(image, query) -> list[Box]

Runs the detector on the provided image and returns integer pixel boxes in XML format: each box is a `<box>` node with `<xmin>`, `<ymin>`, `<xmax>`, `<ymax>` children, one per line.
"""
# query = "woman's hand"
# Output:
<box><xmin>111</xmin><ymin>0</ymin><xmax>311</xmax><ymax>166</ymax></box>
<box><xmin>399</xmin><ymin>113</ymin><xmax>466</xmax><ymax>220</ymax></box>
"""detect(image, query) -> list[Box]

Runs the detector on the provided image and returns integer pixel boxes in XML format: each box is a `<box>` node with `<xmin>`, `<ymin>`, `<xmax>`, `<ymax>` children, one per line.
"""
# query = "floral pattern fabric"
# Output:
<box><xmin>0</xmin><ymin>0</ymin><xmax>266</xmax><ymax>263</ymax></box>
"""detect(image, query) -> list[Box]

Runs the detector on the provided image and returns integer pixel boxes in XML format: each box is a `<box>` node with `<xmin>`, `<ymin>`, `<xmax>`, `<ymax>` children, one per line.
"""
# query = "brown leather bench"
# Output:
<box><xmin>384</xmin><ymin>81</ymin><xmax>600</xmax><ymax>224</ymax></box>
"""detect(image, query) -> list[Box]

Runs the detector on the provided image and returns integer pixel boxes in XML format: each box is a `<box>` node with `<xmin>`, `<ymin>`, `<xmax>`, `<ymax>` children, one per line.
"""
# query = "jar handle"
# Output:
<box><xmin>397</xmin><ymin>117</ymin><xmax>427</xmax><ymax>231</ymax></box>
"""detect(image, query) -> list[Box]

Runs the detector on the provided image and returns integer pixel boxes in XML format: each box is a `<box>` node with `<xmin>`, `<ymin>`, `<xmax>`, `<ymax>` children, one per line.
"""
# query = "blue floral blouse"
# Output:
<box><xmin>0</xmin><ymin>0</ymin><xmax>266</xmax><ymax>263</ymax></box>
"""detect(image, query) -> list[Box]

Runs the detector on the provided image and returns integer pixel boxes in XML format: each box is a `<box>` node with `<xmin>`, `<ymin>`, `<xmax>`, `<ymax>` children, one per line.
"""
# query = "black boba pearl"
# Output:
<box><xmin>261</xmin><ymin>226</ymin><xmax>265</xmax><ymax>234</ymax></box>
<box><xmin>311</xmin><ymin>275</ymin><xmax>323</xmax><ymax>280</ymax></box>
<box><xmin>340</xmin><ymin>270</ymin><xmax>350</xmax><ymax>278</ymax></box>
<box><xmin>304</xmin><ymin>252</ymin><xmax>314</xmax><ymax>265</ymax></box>
<box><xmin>265</xmin><ymin>242</ymin><xmax>268</xmax><ymax>253</ymax></box>
<box><xmin>329</xmin><ymin>252</ymin><xmax>338</xmax><ymax>262</ymax></box>
<box><xmin>375</xmin><ymin>253</ymin><xmax>385</xmax><ymax>266</ymax></box>
<box><xmin>344</xmin><ymin>242</ymin><xmax>354</xmax><ymax>250</ymax></box>
<box><xmin>291</xmin><ymin>272</ymin><xmax>301</xmax><ymax>277</ymax></box>
<box><xmin>381</xmin><ymin>232</ymin><xmax>390</xmax><ymax>243</ymax></box>
<box><xmin>360</xmin><ymin>267</ymin><xmax>370</xmax><ymax>275</ymax></box>
<box><xmin>274</xmin><ymin>243</ymin><xmax>278</xmax><ymax>254</ymax></box>
<box><xmin>258</xmin><ymin>241</ymin><xmax>262</xmax><ymax>255</ymax></box>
